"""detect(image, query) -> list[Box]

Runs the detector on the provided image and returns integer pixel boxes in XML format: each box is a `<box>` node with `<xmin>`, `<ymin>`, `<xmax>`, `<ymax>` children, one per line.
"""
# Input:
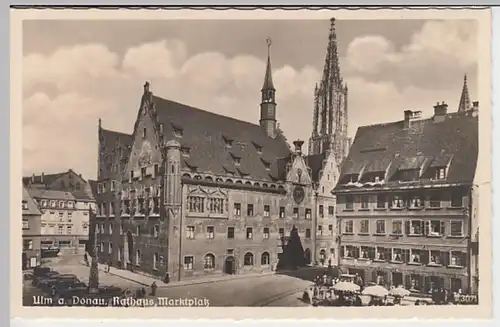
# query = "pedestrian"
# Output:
<box><xmin>150</xmin><ymin>281</ymin><xmax>157</xmax><ymax>296</ymax></box>
<box><xmin>106</xmin><ymin>261</ymin><xmax>111</xmax><ymax>273</ymax></box>
<box><xmin>163</xmin><ymin>273</ymin><xmax>170</xmax><ymax>284</ymax></box>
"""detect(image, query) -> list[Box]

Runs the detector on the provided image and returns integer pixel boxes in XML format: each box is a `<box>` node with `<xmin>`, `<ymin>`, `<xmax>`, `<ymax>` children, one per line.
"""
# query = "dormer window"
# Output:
<box><xmin>234</xmin><ymin>157</ymin><xmax>241</xmax><ymax>166</ymax></box>
<box><xmin>434</xmin><ymin>167</ymin><xmax>446</xmax><ymax>180</ymax></box>
<box><xmin>181</xmin><ymin>147</ymin><xmax>191</xmax><ymax>157</ymax></box>
<box><xmin>159</xmin><ymin>123</ymin><xmax>164</xmax><ymax>133</ymax></box>
<box><xmin>222</xmin><ymin>134</ymin><xmax>233</xmax><ymax>148</ymax></box>
<box><xmin>399</xmin><ymin>169</ymin><xmax>419</xmax><ymax>182</ymax></box>
<box><xmin>22</xmin><ymin>201</ymin><xmax>28</xmax><ymax>210</ymax></box>
<box><xmin>143</xmin><ymin>128</ymin><xmax>147</xmax><ymax>138</ymax></box>
<box><xmin>172</xmin><ymin>123</ymin><xmax>183</xmax><ymax>138</ymax></box>
<box><xmin>252</xmin><ymin>142</ymin><xmax>263</xmax><ymax>154</ymax></box>
<box><xmin>261</xmin><ymin>158</ymin><xmax>271</xmax><ymax>170</ymax></box>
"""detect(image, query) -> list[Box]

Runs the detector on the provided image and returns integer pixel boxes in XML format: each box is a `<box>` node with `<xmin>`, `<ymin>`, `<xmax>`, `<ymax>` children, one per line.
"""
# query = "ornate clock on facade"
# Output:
<box><xmin>293</xmin><ymin>185</ymin><xmax>305</xmax><ymax>204</ymax></box>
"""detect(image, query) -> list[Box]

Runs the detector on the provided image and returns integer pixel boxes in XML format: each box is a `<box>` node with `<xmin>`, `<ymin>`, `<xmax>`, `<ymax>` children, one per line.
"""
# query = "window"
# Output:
<box><xmin>135</xmin><ymin>225</ymin><xmax>140</xmax><ymax>236</ymax></box>
<box><xmin>233</xmin><ymin>203</ymin><xmax>241</xmax><ymax>216</ymax></box>
<box><xmin>409</xmin><ymin>220</ymin><xmax>424</xmax><ymax>235</ymax></box>
<box><xmin>328</xmin><ymin>206</ymin><xmax>335</xmax><ymax>216</ymax></box>
<box><xmin>188</xmin><ymin>196</ymin><xmax>205</xmax><ymax>213</ymax></box>
<box><xmin>206</xmin><ymin>226</ymin><xmax>215</xmax><ymax>239</ymax></box>
<box><xmin>305</xmin><ymin>208</ymin><xmax>312</xmax><ymax>219</ymax></box>
<box><xmin>58</xmin><ymin>225</ymin><xmax>64</xmax><ymax>234</ymax></box>
<box><xmin>390</xmin><ymin>195</ymin><xmax>404</xmax><ymax>209</ymax></box>
<box><xmin>319</xmin><ymin>205</ymin><xmax>324</xmax><ymax>217</ymax></box>
<box><xmin>435</xmin><ymin>167</ymin><xmax>446</xmax><ymax>180</ymax></box>
<box><xmin>359</xmin><ymin>220</ymin><xmax>369</xmax><ymax>234</ymax></box>
<box><xmin>22</xmin><ymin>201</ymin><xmax>28</xmax><ymax>210</ymax></box>
<box><xmin>100</xmin><ymin>242</ymin><xmax>104</xmax><ymax>252</ymax></box>
<box><xmin>400</xmin><ymin>169</ymin><xmax>419</xmax><ymax>181</ymax></box>
<box><xmin>263</xmin><ymin>227</ymin><xmax>269</xmax><ymax>239</ymax></box>
<box><xmin>208</xmin><ymin>198</ymin><xmax>224</xmax><ymax>214</ymax></box>
<box><xmin>22</xmin><ymin>220</ymin><xmax>29</xmax><ymax>230</ymax></box>
<box><xmin>264</xmin><ymin>205</ymin><xmax>270</xmax><ymax>217</ymax></box>
<box><xmin>345</xmin><ymin>195</ymin><xmax>354</xmax><ymax>210</ymax></box>
<box><xmin>450</xmin><ymin>221</ymin><xmax>463</xmax><ymax>237</ymax></box>
<box><xmin>293</xmin><ymin>207</ymin><xmax>299</xmax><ymax>218</ymax></box>
<box><xmin>451</xmin><ymin>278</ymin><xmax>462</xmax><ymax>293</ymax></box>
<box><xmin>67</xmin><ymin>225</ymin><xmax>72</xmax><ymax>234</ymax></box>
<box><xmin>247</xmin><ymin>204</ymin><xmax>254</xmax><ymax>216</ymax></box>
<box><xmin>246</xmin><ymin>227</ymin><xmax>253</xmax><ymax>239</ymax></box>
<box><xmin>67</xmin><ymin>213</ymin><xmax>72</xmax><ymax>223</ymax></box>
<box><xmin>409</xmin><ymin>274</ymin><xmax>424</xmax><ymax>292</ymax></box>
<box><xmin>134</xmin><ymin>249</ymin><xmax>141</xmax><ymax>266</ymax></box>
<box><xmin>41</xmin><ymin>200</ymin><xmax>48</xmax><ymax>207</ymax></box>
<box><xmin>244</xmin><ymin>252</ymin><xmax>254</xmax><ymax>266</ymax></box>
<box><xmin>108</xmin><ymin>242</ymin><xmax>112</xmax><ymax>254</ymax></box>
<box><xmin>376</xmin><ymin>195</ymin><xmax>386</xmax><ymax>209</ymax></box>
<box><xmin>110</xmin><ymin>181</ymin><xmax>116</xmax><ymax>192</ymax></box>
<box><xmin>392</xmin><ymin>220</ymin><xmax>402</xmax><ymax>235</ymax></box>
<box><xmin>408</xmin><ymin>194</ymin><xmax>423</xmax><ymax>209</ymax></box>
<box><xmin>260</xmin><ymin>252</ymin><xmax>271</xmax><ymax>265</ymax></box>
<box><xmin>67</xmin><ymin>201</ymin><xmax>74</xmax><ymax>209</ymax></box>
<box><xmin>360</xmin><ymin>246</ymin><xmax>375</xmax><ymax>259</ymax></box>
<box><xmin>153</xmin><ymin>253</ymin><xmax>159</xmax><ymax>270</ymax></box>
<box><xmin>82</xmin><ymin>224</ymin><xmax>88</xmax><ymax>234</ymax></box>
<box><xmin>100</xmin><ymin>223</ymin><xmax>105</xmax><ymax>234</ymax></box>
<box><xmin>360</xmin><ymin>196</ymin><xmax>369</xmax><ymax>209</ymax></box>
<box><xmin>204</xmin><ymin>253</ymin><xmax>215</xmax><ymax>269</ymax></box>
<box><xmin>59</xmin><ymin>212</ymin><xmax>64</xmax><ymax>221</ymax></box>
<box><xmin>142</xmin><ymin>128</ymin><xmax>147</xmax><ymax>138</ymax></box>
<box><xmin>152</xmin><ymin>225</ymin><xmax>159</xmax><ymax>238</ymax></box>
<box><xmin>108</xmin><ymin>223</ymin><xmax>113</xmax><ymax>234</ymax></box>
<box><xmin>450</xmin><ymin>191</ymin><xmax>463</xmax><ymax>207</ymax></box>
<box><xmin>23</xmin><ymin>239</ymin><xmax>33</xmax><ymax>250</ymax></box>
<box><xmin>186</xmin><ymin>226</ymin><xmax>195</xmax><ymax>239</ymax></box>
<box><xmin>392</xmin><ymin>248</ymin><xmax>403</xmax><ymax>262</ymax></box>
<box><xmin>344</xmin><ymin>245</ymin><xmax>358</xmax><ymax>258</ymax></box>
<box><xmin>450</xmin><ymin>251</ymin><xmax>466</xmax><ymax>267</ymax></box>
<box><xmin>429</xmin><ymin>250</ymin><xmax>443</xmax><ymax>265</ymax></box>
<box><xmin>279</xmin><ymin>207</ymin><xmax>285</xmax><ymax>218</ymax></box>
<box><xmin>305</xmin><ymin>229</ymin><xmax>311</xmax><ymax>239</ymax></box>
<box><xmin>344</xmin><ymin>220</ymin><xmax>353</xmax><ymax>234</ymax></box>
<box><xmin>328</xmin><ymin>224</ymin><xmax>334</xmax><ymax>235</ymax></box>
<box><xmin>183</xmin><ymin>256</ymin><xmax>194</xmax><ymax>270</ymax></box>
<box><xmin>376</xmin><ymin>220</ymin><xmax>385</xmax><ymax>234</ymax></box>
<box><xmin>410</xmin><ymin>249</ymin><xmax>422</xmax><ymax>263</ymax></box>
<box><xmin>429</xmin><ymin>192</ymin><xmax>442</xmax><ymax>208</ymax></box>
<box><xmin>375</xmin><ymin>247</ymin><xmax>389</xmax><ymax>261</ymax></box>
<box><xmin>317</xmin><ymin>225</ymin><xmax>323</xmax><ymax>236</ymax></box>
<box><xmin>227</xmin><ymin>227</ymin><xmax>235</xmax><ymax>239</ymax></box>
<box><xmin>279</xmin><ymin>228</ymin><xmax>284</xmax><ymax>238</ymax></box>
<box><xmin>427</xmin><ymin>220</ymin><xmax>445</xmax><ymax>236</ymax></box>
<box><xmin>59</xmin><ymin>201</ymin><xmax>65</xmax><ymax>208</ymax></box>
<box><xmin>233</xmin><ymin>157</ymin><xmax>241</xmax><ymax>165</ymax></box>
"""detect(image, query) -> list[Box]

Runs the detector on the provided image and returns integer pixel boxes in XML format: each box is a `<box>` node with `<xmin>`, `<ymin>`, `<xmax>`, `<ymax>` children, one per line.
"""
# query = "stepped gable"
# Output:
<box><xmin>152</xmin><ymin>95</ymin><xmax>292</xmax><ymax>182</ymax></box>
<box><xmin>337</xmin><ymin>113</ymin><xmax>478</xmax><ymax>189</ymax></box>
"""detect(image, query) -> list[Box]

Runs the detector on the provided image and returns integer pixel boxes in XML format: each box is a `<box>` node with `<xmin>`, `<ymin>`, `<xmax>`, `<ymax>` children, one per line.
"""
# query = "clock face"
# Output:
<box><xmin>293</xmin><ymin>186</ymin><xmax>305</xmax><ymax>204</ymax></box>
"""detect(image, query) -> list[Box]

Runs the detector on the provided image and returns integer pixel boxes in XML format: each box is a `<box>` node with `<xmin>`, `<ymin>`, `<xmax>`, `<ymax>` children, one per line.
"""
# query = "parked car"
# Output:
<box><xmin>39</xmin><ymin>274</ymin><xmax>79</xmax><ymax>292</ymax></box>
<box><xmin>50</xmin><ymin>280</ymin><xmax>86</xmax><ymax>297</ymax></box>
<box><xmin>33</xmin><ymin>267</ymin><xmax>51</xmax><ymax>277</ymax></box>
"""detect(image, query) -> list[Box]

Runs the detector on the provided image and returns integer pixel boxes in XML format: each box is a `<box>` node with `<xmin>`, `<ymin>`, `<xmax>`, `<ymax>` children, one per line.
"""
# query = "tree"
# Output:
<box><xmin>286</xmin><ymin>225</ymin><xmax>306</xmax><ymax>269</ymax></box>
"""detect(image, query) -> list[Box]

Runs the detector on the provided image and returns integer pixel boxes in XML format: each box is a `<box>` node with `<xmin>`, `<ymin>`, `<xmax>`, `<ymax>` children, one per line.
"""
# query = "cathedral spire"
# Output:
<box><xmin>458</xmin><ymin>74</ymin><xmax>471</xmax><ymax>112</ymax></box>
<box><xmin>262</xmin><ymin>37</ymin><xmax>275</xmax><ymax>91</ymax></box>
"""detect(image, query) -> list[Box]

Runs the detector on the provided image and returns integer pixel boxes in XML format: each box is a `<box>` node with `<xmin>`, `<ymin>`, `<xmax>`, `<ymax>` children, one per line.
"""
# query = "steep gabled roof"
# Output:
<box><xmin>27</xmin><ymin>188</ymin><xmax>77</xmax><ymax>201</ymax></box>
<box><xmin>153</xmin><ymin>96</ymin><xmax>291</xmax><ymax>182</ymax></box>
<box><xmin>305</xmin><ymin>153</ymin><xmax>327</xmax><ymax>183</ymax></box>
<box><xmin>22</xmin><ymin>186</ymin><xmax>42</xmax><ymax>216</ymax></box>
<box><xmin>336</xmin><ymin>112</ymin><xmax>478</xmax><ymax>189</ymax></box>
<box><xmin>98</xmin><ymin>127</ymin><xmax>134</xmax><ymax>181</ymax></box>
<box><xmin>22</xmin><ymin>172</ymin><xmax>65</xmax><ymax>186</ymax></box>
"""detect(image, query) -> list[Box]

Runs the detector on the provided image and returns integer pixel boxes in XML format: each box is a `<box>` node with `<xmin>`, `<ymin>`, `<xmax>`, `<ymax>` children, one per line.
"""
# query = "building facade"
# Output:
<box><xmin>22</xmin><ymin>186</ymin><xmax>42</xmax><ymax>269</ymax></box>
<box><xmin>24</xmin><ymin>170</ymin><xmax>96</xmax><ymax>256</ymax></box>
<box><xmin>92</xmin><ymin>32</ymin><xmax>342</xmax><ymax>282</ymax></box>
<box><xmin>308</xmin><ymin>18</ymin><xmax>350</xmax><ymax>167</ymax></box>
<box><xmin>333</xmin><ymin>78</ymin><xmax>479</xmax><ymax>295</ymax></box>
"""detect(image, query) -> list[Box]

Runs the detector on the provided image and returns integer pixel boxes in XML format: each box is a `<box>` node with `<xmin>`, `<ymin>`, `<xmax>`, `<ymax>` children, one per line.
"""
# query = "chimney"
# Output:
<box><xmin>472</xmin><ymin>101</ymin><xmax>479</xmax><ymax>110</ymax></box>
<box><xmin>403</xmin><ymin>110</ymin><xmax>413</xmax><ymax>129</ymax></box>
<box><xmin>433</xmin><ymin>101</ymin><xmax>448</xmax><ymax>122</ymax></box>
<box><xmin>41</xmin><ymin>172</ymin><xmax>44</xmax><ymax>183</ymax></box>
<box><xmin>31</xmin><ymin>173</ymin><xmax>35</xmax><ymax>184</ymax></box>
<box><xmin>293</xmin><ymin>140</ymin><xmax>304</xmax><ymax>155</ymax></box>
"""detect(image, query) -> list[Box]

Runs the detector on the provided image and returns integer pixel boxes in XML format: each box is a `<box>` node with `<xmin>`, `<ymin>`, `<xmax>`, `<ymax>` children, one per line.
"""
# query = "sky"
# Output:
<box><xmin>22</xmin><ymin>18</ymin><xmax>478</xmax><ymax>180</ymax></box>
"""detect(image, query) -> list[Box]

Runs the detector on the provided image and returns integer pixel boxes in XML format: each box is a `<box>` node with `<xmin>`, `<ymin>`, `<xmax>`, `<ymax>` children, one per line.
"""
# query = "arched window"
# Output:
<box><xmin>117</xmin><ymin>247</ymin><xmax>121</xmax><ymax>262</ymax></box>
<box><xmin>244</xmin><ymin>252</ymin><xmax>254</xmax><ymax>266</ymax></box>
<box><xmin>245</xmin><ymin>181</ymin><xmax>252</xmax><ymax>185</ymax></box>
<box><xmin>205</xmin><ymin>176</ymin><xmax>213</xmax><ymax>181</ymax></box>
<box><xmin>254</xmin><ymin>183</ymin><xmax>260</xmax><ymax>188</ymax></box>
<box><xmin>235</xmin><ymin>180</ymin><xmax>243</xmax><ymax>184</ymax></box>
<box><xmin>182</xmin><ymin>173</ymin><xmax>191</xmax><ymax>179</ymax></box>
<box><xmin>204</xmin><ymin>253</ymin><xmax>215</xmax><ymax>269</ymax></box>
<box><xmin>319</xmin><ymin>249</ymin><xmax>326</xmax><ymax>264</ymax></box>
<box><xmin>262</xmin><ymin>183</ymin><xmax>269</xmax><ymax>188</ymax></box>
<box><xmin>153</xmin><ymin>253</ymin><xmax>158</xmax><ymax>270</ymax></box>
<box><xmin>226</xmin><ymin>179</ymin><xmax>233</xmax><ymax>183</ymax></box>
<box><xmin>270</xmin><ymin>184</ymin><xmax>276</xmax><ymax>189</ymax></box>
<box><xmin>261</xmin><ymin>252</ymin><xmax>271</xmax><ymax>265</ymax></box>
<box><xmin>135</xmin><ymin>249</ymin><xmax>141</xmax><ymax>266</ymax></box>
<box><xmin>194</xmin><ymin>175</ymin><xmax>202</xmax><ymax>180</ymax></box>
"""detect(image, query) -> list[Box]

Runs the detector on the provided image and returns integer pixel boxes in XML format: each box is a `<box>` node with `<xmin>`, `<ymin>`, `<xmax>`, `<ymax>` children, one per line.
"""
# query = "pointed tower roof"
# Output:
<box><xmin>458</xmin><ymin>74</ymin><xmax>471</xmax><ymax>112</ymax></box>
<box><xmin>321</xmin><ymin>17</ymin><xmax>342</xmax><ymax>86</ymax></box>
<box><xmin>262</xmin><ymin>37</ymin><xmax>275</xmax><ymax>91</ymax></box>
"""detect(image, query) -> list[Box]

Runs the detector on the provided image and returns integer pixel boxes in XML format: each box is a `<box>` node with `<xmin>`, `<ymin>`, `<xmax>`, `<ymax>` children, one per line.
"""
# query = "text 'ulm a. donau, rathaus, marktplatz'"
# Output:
<box><xmin>32</xmin><ymin>295</ymin><xmax>210</xmax><ymax>307</ymax></box>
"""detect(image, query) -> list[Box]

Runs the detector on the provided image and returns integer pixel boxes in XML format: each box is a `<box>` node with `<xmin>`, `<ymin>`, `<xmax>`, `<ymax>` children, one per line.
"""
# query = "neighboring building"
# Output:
<box><xmin>22</xmin><ymin>186</ymin><xmax>42</xmax><ymax>269</ymax></box>
<box><xmin>333</xmin><ymin>78</ymin><xmax>479</xmax><ymax>295</ymax></box>
<box><xmin>92</xmin><ymin>33</ymin><xmax>340</xmax><ymax>282</ymax></box>
<box><xmin>308</xmin><ymin>18</ymin><xmax>350</xmax><ymax>167</ymax></box>
<box><xmin>24</xmin><ymin>170</ymin><xmax>96</xmax><ymax>256</ymax></box>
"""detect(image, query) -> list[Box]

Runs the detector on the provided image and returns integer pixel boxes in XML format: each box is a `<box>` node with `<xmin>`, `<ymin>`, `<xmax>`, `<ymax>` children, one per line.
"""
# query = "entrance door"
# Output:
<box><xmin>224</xmin><ymin>256</ymin><xmax>236</xmax><ymax>275</ymax></box>
<box><xmin>22</xmin><ymin>252</ymin><xmax>27</xmax><ymax>270</ymax></box>
<box><xmin>392</xmin><ymin>272</ymin><xmax>403</xmax><ymax>287</ymax></box>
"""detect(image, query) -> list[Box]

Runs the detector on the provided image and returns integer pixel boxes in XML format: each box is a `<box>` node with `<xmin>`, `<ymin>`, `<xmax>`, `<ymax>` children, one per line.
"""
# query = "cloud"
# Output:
<box><xmin>22</xmin><ymin>19</ymin><xmax>478</xmax><ymax>180</ymax></box>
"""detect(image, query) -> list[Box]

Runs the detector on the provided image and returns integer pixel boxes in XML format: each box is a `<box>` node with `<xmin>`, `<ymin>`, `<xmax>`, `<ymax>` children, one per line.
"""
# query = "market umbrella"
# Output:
<box><xmin>389</xmin><ymin>286</ymin><xmax>411</xmax><ymax>298</ymax></box>
<box><xmin>362</xmin><ymin>285</ymin><xmax>389</xmax><ymax>298</ymax></box>
<box><xmin>332</xmin><ymin>281</ymin><xmax>360</xmax><ymax>293</ymax></box>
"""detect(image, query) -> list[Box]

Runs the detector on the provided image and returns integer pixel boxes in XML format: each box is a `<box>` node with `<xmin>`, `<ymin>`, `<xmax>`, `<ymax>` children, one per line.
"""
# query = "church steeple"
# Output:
<box><xmin>260</xmin><ymin>37</ymin><xmax>277</xmax><ymax>138</ymax></box>
<box><xmin>458</xmin><ymin>74</ymin><xmax>471</xmax><ymax>112</ymax></box>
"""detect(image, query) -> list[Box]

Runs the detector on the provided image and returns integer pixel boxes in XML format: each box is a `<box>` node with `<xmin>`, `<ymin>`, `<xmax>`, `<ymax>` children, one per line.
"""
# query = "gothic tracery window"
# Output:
<box><xmin>188</xmin><ymin>196</ymin><xmax>205</xmax><ymax>213</ymax></box>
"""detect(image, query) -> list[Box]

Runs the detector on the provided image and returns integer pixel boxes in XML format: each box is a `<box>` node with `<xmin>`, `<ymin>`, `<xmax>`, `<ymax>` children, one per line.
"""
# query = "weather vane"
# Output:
<box><xmin>266</xmin><ymin>37</ymin><xmax>272</xmax><ymax>56</ymax></box>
